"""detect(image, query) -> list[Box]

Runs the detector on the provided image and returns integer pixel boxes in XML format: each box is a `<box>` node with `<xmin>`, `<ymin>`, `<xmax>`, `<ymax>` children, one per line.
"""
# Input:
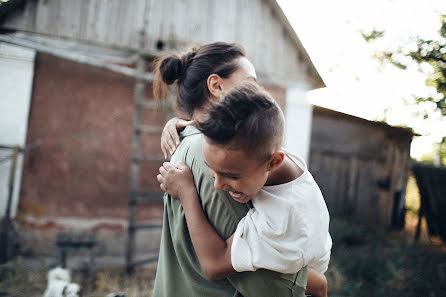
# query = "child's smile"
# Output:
<box><xmin>202</xmin><ymin>137</ymin><xmax>271</xmax><ymax>203</ymax></box>
<box><xmin>228</xmin><ymin>189</ymin><xmax>250</xmax><ymax>203</ymax></box>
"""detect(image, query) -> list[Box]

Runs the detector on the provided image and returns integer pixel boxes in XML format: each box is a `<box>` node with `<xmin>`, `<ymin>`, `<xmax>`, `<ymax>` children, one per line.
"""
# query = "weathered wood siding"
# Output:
<box><xmin>2</xmin><ymin>0</ymin><xmax>315</xmax><ymax>87</ymax></box>
<box><xmin>309</xmin><ymin>106</ymin><xmax>413</xmax><ymax>228</ymax></box>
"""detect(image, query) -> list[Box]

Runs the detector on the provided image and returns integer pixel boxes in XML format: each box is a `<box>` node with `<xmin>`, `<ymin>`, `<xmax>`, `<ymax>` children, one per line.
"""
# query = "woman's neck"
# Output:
<box><xmin>192</xmin><ymin>107</ymin><xmax>210</xmax><ymax>122</ymax></box>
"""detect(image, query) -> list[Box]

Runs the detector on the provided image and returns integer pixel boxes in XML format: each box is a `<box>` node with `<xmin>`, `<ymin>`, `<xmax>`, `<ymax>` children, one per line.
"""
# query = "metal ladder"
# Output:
<box><xmin>125</xmin><ymin>31</ymin><xmax>173</xmax><ymax>273</ymax></box>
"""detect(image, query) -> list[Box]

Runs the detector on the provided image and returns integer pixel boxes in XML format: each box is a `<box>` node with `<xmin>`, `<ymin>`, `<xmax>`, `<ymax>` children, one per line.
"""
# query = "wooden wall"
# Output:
<box><xmin>309</xmin><ymin>106</ymin><xmax>413</xmax><ymax>228</ymax></box>
<box><xmin>2</xmin><ymin>0</ymin><xmax>318</xmax><ymax>88</ymax></box>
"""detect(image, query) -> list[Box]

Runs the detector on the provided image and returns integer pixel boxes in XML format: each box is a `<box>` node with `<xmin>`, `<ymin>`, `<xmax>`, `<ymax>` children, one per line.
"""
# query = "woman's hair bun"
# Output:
<box><xmin>159</xmin><ymin>51</ymin><xmax>196</xmax><ymax>84</ymax></box>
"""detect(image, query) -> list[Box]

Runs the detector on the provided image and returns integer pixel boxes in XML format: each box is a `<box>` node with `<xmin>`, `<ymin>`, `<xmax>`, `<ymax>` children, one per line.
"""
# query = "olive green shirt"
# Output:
<box><xmin>152</xmin><ymin>126</ymin><xmax>307</xmax><ymax>297</ymax></box>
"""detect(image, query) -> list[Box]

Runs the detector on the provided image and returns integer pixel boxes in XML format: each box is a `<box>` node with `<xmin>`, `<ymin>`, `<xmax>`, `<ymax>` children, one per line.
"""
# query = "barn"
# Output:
<box><xmin>0</xmin><ymin>0</ymin><xmax>324</xmax><ymax>264</ymax></box>
<box><xmin>310</xmin><ymin>106</ymin><xmax>414</xmax><ymax>229</ymax></box>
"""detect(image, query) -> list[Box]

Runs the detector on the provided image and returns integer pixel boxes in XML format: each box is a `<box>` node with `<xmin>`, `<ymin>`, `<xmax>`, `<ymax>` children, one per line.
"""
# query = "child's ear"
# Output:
<box><xmin>268</xmin><ymin>151</ymin><xmax>285</xmax><ymax>171</ymax></box>
<box><xmin>207</xmin><ymin>74</ymin><xmax>223</xmax><ymax>102</ymax></box>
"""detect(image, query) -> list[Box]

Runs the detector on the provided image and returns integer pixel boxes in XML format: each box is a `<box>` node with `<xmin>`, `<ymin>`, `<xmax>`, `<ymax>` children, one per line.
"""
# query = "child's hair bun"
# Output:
<box><xmin>159</xmin><ymin>51</ymin><xmax>196</xmax><ymax>84</ymax></box>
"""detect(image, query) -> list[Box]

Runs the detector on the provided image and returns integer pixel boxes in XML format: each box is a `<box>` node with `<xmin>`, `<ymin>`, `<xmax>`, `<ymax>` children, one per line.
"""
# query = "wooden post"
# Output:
<box><xmin>126</xmin><ymin>30</ymin><xmax>146</xmax><ymax>274</ymax></box>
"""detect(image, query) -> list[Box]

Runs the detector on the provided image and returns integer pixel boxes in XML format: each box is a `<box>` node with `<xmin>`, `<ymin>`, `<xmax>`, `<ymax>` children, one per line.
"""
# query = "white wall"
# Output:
<box><xmin>283</xmin><ymin>84</ymin><xmax>313</xmax><ymax>163</ymax></box>
<box><xmin>0</xmin><ymin>43</ymin><xmax>35</xmax><ymax>218</ymax></box>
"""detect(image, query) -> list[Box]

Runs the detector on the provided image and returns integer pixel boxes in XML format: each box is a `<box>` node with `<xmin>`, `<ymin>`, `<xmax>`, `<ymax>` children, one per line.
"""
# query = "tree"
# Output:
<box><xmin>363</xmin><ymin>16</ymin><xmax>446</xmax><ymax>118</ymax></box>
<box><xmin>362</xmin><ymin>15</ymin><xmax>446</xmax><ymax>165</ymax></box>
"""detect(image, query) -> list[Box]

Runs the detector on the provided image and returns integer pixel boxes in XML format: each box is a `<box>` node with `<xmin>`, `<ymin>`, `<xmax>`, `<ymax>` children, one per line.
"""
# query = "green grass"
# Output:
<box><xmin>326</xmin><ymin>218</ymin><xmax>446</xmax><ymax>297</ymax></box>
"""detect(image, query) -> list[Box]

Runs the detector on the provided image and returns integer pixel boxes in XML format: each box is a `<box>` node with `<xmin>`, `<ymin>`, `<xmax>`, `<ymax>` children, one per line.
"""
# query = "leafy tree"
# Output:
<box><xmin>363</xmin><ymin>15</ymin><xmax>446</xmax><ymax>118</ymax></box>
<box><xmin>418</xmin><ymin>136</ymin><xmax>446</xmax><ymax>165</ymax></box>
<box><xmin>362</xmin><ymin>15</ymin><xmax>446</xmax><ymax>165</ymax></box>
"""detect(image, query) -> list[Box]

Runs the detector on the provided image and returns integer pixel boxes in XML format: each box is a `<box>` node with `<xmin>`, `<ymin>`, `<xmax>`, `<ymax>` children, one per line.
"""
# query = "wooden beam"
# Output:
<box><xmin>0</xmin><ymin>34</ymin><xmax>154</xmax><ymax>81</ymax></box>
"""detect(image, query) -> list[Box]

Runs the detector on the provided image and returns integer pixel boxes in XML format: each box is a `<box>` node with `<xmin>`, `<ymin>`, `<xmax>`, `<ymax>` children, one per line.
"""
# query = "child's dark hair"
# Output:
<box><xmin>198</xmin><ymin>82</ymin><xmax>284</xmax><ymax>163</ymax></box>
<box><xmin>153</xmin><ymin>42</ymin><xmax>246</xmax><ymax>117</ymax></box>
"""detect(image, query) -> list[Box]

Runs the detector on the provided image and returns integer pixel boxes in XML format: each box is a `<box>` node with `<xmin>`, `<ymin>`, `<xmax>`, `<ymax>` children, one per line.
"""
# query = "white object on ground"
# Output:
<box><xmin>43</xmin><ymin>267</ymin><xmax>81</xmax><ymax>297</ymax></box>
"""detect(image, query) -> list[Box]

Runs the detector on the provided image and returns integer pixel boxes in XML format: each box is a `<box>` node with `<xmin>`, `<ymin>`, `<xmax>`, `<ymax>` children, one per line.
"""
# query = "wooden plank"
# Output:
<box><xmin>335</xmin><ymin>157</ymin><xmax>349</xmax><ymax>216</ymax></box>
<box><xmin>119</xmin><ymin>1</ymin><xmax>136</xmax><ymax>47</ymax></box>
<box><xmin>0</xmin><ymin>35</ymin><xmax>153</xmax><ymax>81</ymax></box>
<box><xmin>34</xmin><ymin>0</ymin><xmax>50</xmax><ymax>34</ymax></box>
<box><xmin>355</xmin><ymin>160</ymin><xmax>378</xmax><ymax>225</ymax></box>
<box><xmin>95</xmin><ymin>0</ymin><xmax>111</xmax><ymax>46</ymax></box>
<box><xmin>104</xmin><ymin>0</ymin><xmax>119</xmax><ymax>46</ymax></box>
<box><xmin>346</xmin><ymin>156</ymin><xmax>359</xmax><ymax>215</ymax></box>
<box><xmin>1</xmin><ymin>0</ymin><xmax>319</xmax><ymax>88</ymax></box>
<box><xmin>78</xmin><ymin>1</ymin><xmax>90</xmax><ymax>41</ymax></box>
<box><xmin>58</xmin><ymin>0</ymin><xmax>82</xmax><ymax>39</ymax></box>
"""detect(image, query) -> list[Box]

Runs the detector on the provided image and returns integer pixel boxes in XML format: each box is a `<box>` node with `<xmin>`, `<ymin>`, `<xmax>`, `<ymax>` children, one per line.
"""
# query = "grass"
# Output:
<box><xmin>1</xmin><ymin>220</ymin><xmax>444</xmax><ymax>297</ymax></box>
<box><xmin>325</xmin><ymin>217</ymin><xmax>446</xmax><ymax>297</ymax></box>
<box><xmin>0</xmin><ymin>260</ymin><xmax>157</xmax><ymax>297</ymax></box>
<box><xmin>324</xmin><ymin>175</ymin><xmax>446</xmax><ymax>297</ymax></box>
<box><xmin>1</xmin><ymin>176</ymin><xmax>445</xmax><ymax>296</ymax></box>
<box><xmin>0</xmin><ymin>258</ymin><xmax>47</xmax><ymax>297</ymax></box>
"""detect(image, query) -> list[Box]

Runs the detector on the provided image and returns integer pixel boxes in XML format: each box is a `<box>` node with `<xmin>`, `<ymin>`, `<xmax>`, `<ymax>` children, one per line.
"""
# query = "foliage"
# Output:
<box><xmin>360</xmin><ymin>29</ymin><xmax>385</xmax><ymax>43</ymax></box>
<box><xmin>418</xmin><ymin>136</ymin><xmax>446</xmax><ymax>165</ymax></box>
<box><xmin>363</xmin><ymin>15</ymin><xmax>446</xmax><ymax>119</ymax></box>
<box><xmin>363</xmin><ymin>15</ymin><xmax>446</xmax><ymax>164</ymax></box>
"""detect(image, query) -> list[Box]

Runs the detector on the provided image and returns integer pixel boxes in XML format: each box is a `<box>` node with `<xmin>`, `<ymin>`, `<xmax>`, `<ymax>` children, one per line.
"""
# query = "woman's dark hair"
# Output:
<box><xmin>197</xmin><ymin>81</ymin><xmax>284</xmax><ymax>163</ymax></box>
<box><xmin>153</xmin><ymin>42</ymin><xmax>246</xmax><ymax>117</ymax></box>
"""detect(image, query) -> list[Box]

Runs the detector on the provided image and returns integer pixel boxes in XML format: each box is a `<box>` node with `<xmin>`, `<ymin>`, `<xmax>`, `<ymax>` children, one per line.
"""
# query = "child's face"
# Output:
<box><xmin>202</xmin><ymin>138</ymin><xmax>270</xmax><ymax>203</ymax></box>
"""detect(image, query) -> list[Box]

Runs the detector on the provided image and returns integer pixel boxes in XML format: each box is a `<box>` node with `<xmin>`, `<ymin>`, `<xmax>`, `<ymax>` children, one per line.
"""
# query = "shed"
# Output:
<box><xmin>0</xmin><ymin>0</ymin><xmax>324</xmax><ymax>258</ymax></box>
<box><xmin>309</xmin><ymin>106</ymin><xmax>415</xmax><ymax>229</ymax></box>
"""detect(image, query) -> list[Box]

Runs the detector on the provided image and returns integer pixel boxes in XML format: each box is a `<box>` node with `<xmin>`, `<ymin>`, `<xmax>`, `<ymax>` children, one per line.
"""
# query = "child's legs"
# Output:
<box><xmin>305</xmin><ymin>268</ymin><xmax>327</xmax><ymax>297</ymax></box>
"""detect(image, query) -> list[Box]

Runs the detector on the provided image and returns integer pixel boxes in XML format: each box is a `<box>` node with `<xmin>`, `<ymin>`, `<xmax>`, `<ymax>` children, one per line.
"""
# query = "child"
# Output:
<box><xmin>157</xmin><ymin>82</ymin><xmax>332</xmax><ymax>297</ymax></box>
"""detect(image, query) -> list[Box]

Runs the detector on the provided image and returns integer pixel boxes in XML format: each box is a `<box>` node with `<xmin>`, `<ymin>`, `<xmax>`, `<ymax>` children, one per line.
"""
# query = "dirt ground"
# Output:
<box><xmin>0</xmin><ymin>258</ymin><xmax>157</xmax><ymax>297</ymax></box>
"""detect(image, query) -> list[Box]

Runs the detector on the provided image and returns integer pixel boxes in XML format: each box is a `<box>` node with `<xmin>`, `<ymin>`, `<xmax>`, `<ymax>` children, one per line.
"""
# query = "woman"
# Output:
<box><xmin>153</xmin><ymin>42</ymin><xmax>326</xmax><ymax>297</ymax></box>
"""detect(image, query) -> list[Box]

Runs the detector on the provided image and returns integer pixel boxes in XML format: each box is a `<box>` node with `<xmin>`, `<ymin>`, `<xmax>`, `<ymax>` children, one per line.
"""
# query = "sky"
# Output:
<box><xmin>277</xmin><ymin>0</ymin><xmax>446</xmax><ymax>159</ymax></box>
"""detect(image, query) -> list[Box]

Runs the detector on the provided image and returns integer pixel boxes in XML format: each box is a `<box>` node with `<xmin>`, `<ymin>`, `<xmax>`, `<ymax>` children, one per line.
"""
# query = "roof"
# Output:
<box><xmin>266</xmin><ymin>0</ymin><xmax>324</xmax><ymax>89</ymax></box>
<box><xmin>313</xmin><ymin>105</ymin><xmax>417</xmax><ymax>139</ymax></box>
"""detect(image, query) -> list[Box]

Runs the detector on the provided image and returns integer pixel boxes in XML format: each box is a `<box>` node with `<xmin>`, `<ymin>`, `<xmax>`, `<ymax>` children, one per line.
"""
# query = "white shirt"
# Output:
<box><xmin>231</xmin><ymin>150</ymin><xmax>332</xmax><ymax>274</ymax></box>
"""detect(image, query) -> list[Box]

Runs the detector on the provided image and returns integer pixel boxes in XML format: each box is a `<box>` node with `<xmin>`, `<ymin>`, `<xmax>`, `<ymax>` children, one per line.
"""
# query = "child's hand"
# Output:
<box><xmin>161</xmin><ymin>117</ymin><xmax>195</xmax><ymax>158</ymax></box>
<box><xmin>157</xmin><ymin>162</ymin><xmax>195</xmax><ymax>199</ymax></box>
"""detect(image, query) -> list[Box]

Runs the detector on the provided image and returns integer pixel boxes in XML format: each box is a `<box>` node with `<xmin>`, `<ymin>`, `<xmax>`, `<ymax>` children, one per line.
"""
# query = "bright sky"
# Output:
<box><xmin>277</xmin><ymin>0</ymin><xmax>446</xmax><ymax>159</ymax></box>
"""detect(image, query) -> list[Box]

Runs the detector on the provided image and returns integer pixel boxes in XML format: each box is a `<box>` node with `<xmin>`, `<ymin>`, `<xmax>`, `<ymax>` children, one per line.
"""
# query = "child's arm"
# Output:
<box><xmin>157</xmin><ymin>162</ymin><xmax>236</xmax><ymax>281</ymax></box>
<box><xmin>306</xmin><ymin>268</ymin><xmax>328</xmax><ymax>297</ymax></box>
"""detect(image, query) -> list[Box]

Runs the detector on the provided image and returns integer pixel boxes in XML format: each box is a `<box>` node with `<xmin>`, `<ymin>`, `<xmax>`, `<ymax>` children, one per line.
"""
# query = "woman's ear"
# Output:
<box><xmin>207</xmin><ymin>74</ymin><xmax>224</xmax><ymax>102</ymax></box>
<box><xmin>268</xmin><ymin>151</ymin><xmax>285</xmax><ymax>172</ymax></box>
